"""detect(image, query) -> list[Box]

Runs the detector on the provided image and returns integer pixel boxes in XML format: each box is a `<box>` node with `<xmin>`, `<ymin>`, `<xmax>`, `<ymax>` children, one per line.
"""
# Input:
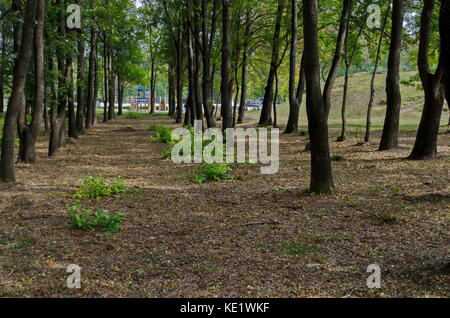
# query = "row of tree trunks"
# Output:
<box><xmin>18</xmin><ymin>0</ymin><xmax>46</xmax><ymax>163</ymax></box>
<box><xmin>0</xmin><ymin>0</ymin><xmax>38</xmax><ymax>182</ymax></box>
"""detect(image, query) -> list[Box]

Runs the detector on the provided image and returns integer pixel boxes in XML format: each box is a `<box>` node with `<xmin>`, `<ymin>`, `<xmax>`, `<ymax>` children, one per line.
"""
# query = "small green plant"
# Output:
<box><xmin>124</xmin><ymin>112</ymin><xmax>140</xmax><ymax>119</ymax></box>
<box><xmin>191</xmin><ymin>163</ymin><xmax>233</xmax><ymax>183</ymax></box>
<box><xmin>148</xmin><ymin>124</ymin><xmax>167</xmax><ymax>132</ymax></box>
<box><xmin>14</xmin><ymin>238</ymin><xmax>37</xmax><ymax>249</ymax></box>
<box><xmin>68</xmin><ymin>206</ymin><xmax>126</xmax><ymax>234</ymax></box>
<box><xmin>149</xmin><ymin>125</ymin><xmax>173</xmax><ymax>144</ymax></box>
<box><xmin>282</xmin><ymin>240</ymin><xmax>325</xmax><ymax>257</ymax></box>
<box><xmin>73</xmin><ymin>177</ymin><xmax>129</xmax><ymax>200</ymax></box>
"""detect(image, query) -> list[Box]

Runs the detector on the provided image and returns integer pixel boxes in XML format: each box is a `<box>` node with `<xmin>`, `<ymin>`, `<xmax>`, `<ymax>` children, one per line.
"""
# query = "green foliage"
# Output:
<box><xmin>191</xmin><ymin>163</ymin><xmax>233</xmax><ymax>183</ymax></box>
<box><xmin>73</xmin><ymin>177</ymin><xmax>129</xmax><ymax>200</ymax></box>
<box><xmin>68</xmin><ymin>206</ymin><xmax>125</xmax><ymax>234</ymax></box>
<box><xmin>124</xmin><ymin>112</ymin><xmax>140</xmax><ymax>119</ymax></box>
<box><xmin>149</xmin><ymin>125</ymin><xmax>173</xmax><ymax>144</ymax></box>
<box><xmin>0</xmin><ymin>132</ymin><xmax>20</xmax><ymax>148</ymax></box>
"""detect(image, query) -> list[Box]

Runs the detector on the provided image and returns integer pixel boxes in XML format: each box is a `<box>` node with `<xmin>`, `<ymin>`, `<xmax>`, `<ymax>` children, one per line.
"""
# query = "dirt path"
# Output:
<box><xmin>0</xmin><ymin>115</ymin><xmax>449</xmax><ymax>297</ymax></box>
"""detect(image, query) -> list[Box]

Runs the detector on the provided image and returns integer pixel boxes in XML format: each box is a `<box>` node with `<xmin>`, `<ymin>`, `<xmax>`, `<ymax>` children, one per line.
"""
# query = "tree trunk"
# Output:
<box><xmin>285</xmin><ymin>0</ymin><xmax>300</xmax><ymax>133</ymax></box>
<box><xmin>322</xmin><ymin>0</ymin><xmax>351</xmax><ymax>120</ymax></box>
<box><xmin>175</xmin><ymin>26</ymin><xmax>184</xmax><ymax>124</ymax></box>
<box><xmin>67</xmin><ymin>57</ymin><xmax>78</xmax><ymax>139</ymax></box>
<box><xmin>365</xmin><ymin>5</ymin><xmax>389</xmax><ymax>143</ymax></box>
<box><xmin>258</xmin><ymin>0</ymin><xmax>285</xmax><ymax>126</ymax></box>
<box><xmin>18</xmin><ymin>0</ymin><xmax>45</xmax><ymax>164</ymax></box>
<box><xmin>441</xmin><ymin>1</ymin><xmax>450</xmax><ymax>131</ymax></box>
<box><xmin>76</xmin><ymin>25</ymin><xmax>85</xmax><ymax>134</ymax></box>
<box><xmin>338</xmin><ymin>21</ymin><xmax>364</xmax><ymax>142</ymax></box>
<box><xmin>303</xmin><ymin>0</ymin><xmax>335</xmax><ymax>194</ymax></box>
<box><xmin>150</xmin><ymin>58</ymin><xmax>156</xmax><ymax>114</ymax></box>
<box><xmin>0</xmin><ymin>0</ymin><xmax>37</xmax><ymax>182</ymax></box>
<box><xmin>103</xmin><ymin>35</ymin><xmax>108</xmax><ymax>122</ymax></box>
<box><xmin>273</xmin><ymin>71</ymin><xmax>279</xmax><ymax>128</ymax></box>
<box><xmin>85</xmin><ymin>27</ymin><xmax>97</xmax><ymax>129</ymax></box>
<box><xmin>221</xmin><ymin>0</ymin><xmax>232</xmax><ymax>131</ymax></box>
<box><xmin>379</xmin><ymin>0</ymin><xmax>405</xmax><ymax>150</ymax></box>
<box><xmin>201</xmin><ymin>0</ymin><xmax>218</xmax><ymax>128</ymax></box>
<box><xmin>0</xmin><ymin>23</ymin><xmax>6</xmax><ymax>114</ymax></box>
<box><xmin>409</xmin><ymin>0</ymin><xmax>444</xmax><ymax>160</ymax></box>
<box><xmin>117</xmin><ymin>78</ymin><xmax>123</xmax><ymax>116</ymax></box>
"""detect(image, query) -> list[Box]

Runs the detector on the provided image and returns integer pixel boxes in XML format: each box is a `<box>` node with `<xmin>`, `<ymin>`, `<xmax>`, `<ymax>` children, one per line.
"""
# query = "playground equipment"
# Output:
<box><xmin>130</xmin><ymin>85</ymin><xmax>167</xmax><ymax>112</ymax></box>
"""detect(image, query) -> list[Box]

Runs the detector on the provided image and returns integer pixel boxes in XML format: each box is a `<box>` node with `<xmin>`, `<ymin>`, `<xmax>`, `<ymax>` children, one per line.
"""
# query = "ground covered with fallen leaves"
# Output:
<box><xmin>0</xmin><ymin>114</ymin><xmax>449</xmax><ymax>298</ymax></box>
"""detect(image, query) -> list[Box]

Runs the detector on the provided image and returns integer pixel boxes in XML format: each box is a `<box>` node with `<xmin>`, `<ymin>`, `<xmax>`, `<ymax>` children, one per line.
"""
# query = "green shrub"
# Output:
<box><xmin>148</xmin><ymin>124</ymin><xmax>167</xmax><ymax>132</ymax></box>
<box><xmin>0</xmin><ymin>133</ymin><xmax>20</xmax><ymax>147</ymax></box>
<box><xmin>68</xmin><ymin>205</ymin><xmax>125</xmax><ymax>234</ymax></box>
<box><xmin>192</xmin><ymin>163</ymin><xmax>233</xmax><ymax>183</ymax></box>
<box><xmin>149</xmin><ymin>125</ymin><xmax>173</xmax><ymax>144</ymax></box>
<box><xmin>124</xmin><ymin>112</ymin><xmax>140</xmax><ymax>119</ymax></box>
<box><xmin>73</xmin><ymin>177</ymin><xmax>129</xmax><ymax>200</ymax></box>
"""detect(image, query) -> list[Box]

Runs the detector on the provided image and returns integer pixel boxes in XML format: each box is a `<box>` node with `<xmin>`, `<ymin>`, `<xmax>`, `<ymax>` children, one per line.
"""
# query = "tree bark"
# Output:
<box><xmin>285</xmin><ymin>0</ymin><xmax>300</xmax><ymax>133</ymax></box>
<box><xmin>237</xmin><ymin>13</ymin><xmax>251</xmax><ymax>125</ymax></box>
<box><xmin>258</xmin><ymin>0</ymin><xmax>285</xmax><ymax>126</ymax></box>
<box><xmin>76</xmin><ymin>29</ymin><xmax>85</xmax><ymax>134</ymax></box>
<box><xmin>409</xmin><ymin>0</ymin><xmax>445</xmax><ymax>159</ymax></box>
<box><xmin>201</xmin><ymin>0</ymin><xmax>218</xmax><ymax>128</ymax></box>
<box><xmin>221</xmin><ymin>0</ymin><xmax>233</xmax><ymax>131</ymax></box>
<box><xmin>85</xmin><ymin>27</ymin><xmax>97</xmax><ymax>129</ymax></box>
<box><xmin>0</xmin><ymin>0</ymin><xmax>37</xmax><ymax>182</ymax></box>
<box><xmin>303</xmin><ymin>0</ymin><xmax>335</xmax><ymax>194</ymax></box>
<box><xmin>18</xmin><ymin>0</ymin><xmax>45</xmax><ymax>164</ymax></box>
<box><xmin>379</xmin><ymin>0</ymin><xmax>405</xmax><ymax>150</ymax></box>
<box><xmin>67</xmin><ymin>56</ymin><xmax>78</xmax><ymax>139</ymax></box>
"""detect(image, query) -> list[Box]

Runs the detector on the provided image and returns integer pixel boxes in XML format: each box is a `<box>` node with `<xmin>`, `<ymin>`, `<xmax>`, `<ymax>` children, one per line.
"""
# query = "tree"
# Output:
<box><xmin>364</xmin><ymin>2</ymin><xmax>389</xmax><ymax>143</ymax></box>
<box><xmin>18</xmin><ymin>0</ymin><xmax>45</xmax><ymax>163</ymax></box>
<box><xmin>0</xmin><ymin>0</ymin><xmax>38</xmax><ymax>182</ymax></box>
<box><xmin>379</xmin><ymin>0</ymin><xmax>405</xmax><ymax>151</ymax></box>
<box><xmin>284</xmin><ymin>0</ymin><xmax>300</xmax><ymax>134</ymax></box>
<box><xmin>258</xmin><ymin>0</ymin><xmax>285</xmax><ymax>126</ymax></box>
<box><xmin>409</xmin><ymin>0</ymin><xmax>445</xmax><ymax>159</ymax></box>
<box><xmin>221</xmin><ymin>0</ymin><xmax>232</xmax><ymax>131</ymax></box>
<box><xmin>303</xmin><ymin>0</ymin><xmax>334</xmax><ymax>194</ymax></box>
<box><xmin>322</xmin><ymin>0</ymin><xmax>351</xmax><ymax>120</ymax></box>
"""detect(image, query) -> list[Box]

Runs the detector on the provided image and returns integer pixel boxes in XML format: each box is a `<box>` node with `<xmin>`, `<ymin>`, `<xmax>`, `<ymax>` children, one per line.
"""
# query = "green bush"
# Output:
<box><xmin>149</xmin><ymin>125</ymin><xmax>173</xmax><ymax>144</ymax></box>
<box><xmin>0</xmin><ymin>132</ymin><xmax>20</xmax><ymax>147</ymax></box>
<box><xmin>73</xmin><ymin>177</ymin><xmax>129</xmax><ymax>200</ymax></box>
<box><xmin>192</xmin><ymin>163</ymin><xmax>233</xmax><ymax>183</ymax></box>
<box><xmin>124</xmin><ymin>112</ymin><xmax>140</xmax><ymax>119</ymax></box>
<box><xmin>68</xmin><ymin>206</ymin><xmax>125</xmax><ymax>234</ymax></box>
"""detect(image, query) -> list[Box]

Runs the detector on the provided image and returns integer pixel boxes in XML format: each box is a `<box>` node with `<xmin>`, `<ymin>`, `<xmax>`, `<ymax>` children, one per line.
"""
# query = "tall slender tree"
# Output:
<box><xmin>379</xmin><ymin>0</ymin><xmax>405</xmax><ymax>151</ymax></box>
<box><xmin>303</xmin><ymin>0</ymin><xmax>334</xmax><ymax>194</ymax></box>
